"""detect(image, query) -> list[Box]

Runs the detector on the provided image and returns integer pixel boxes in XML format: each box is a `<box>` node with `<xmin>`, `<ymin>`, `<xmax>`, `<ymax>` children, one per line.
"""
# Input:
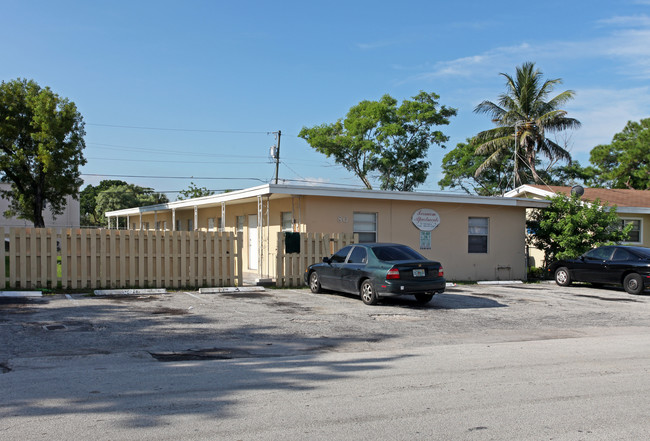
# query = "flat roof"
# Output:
<box><xmin>105</xmin><ymin>183</ymin><xmax>549</xmax><ymax>217</ymax></box>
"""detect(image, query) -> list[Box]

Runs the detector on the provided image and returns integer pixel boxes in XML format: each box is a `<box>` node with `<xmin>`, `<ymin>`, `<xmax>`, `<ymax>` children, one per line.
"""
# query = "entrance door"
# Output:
<box><xmin>248</xmin><ymin>214</ymin><xmax>258</xmax><ymax>270</ymax></box>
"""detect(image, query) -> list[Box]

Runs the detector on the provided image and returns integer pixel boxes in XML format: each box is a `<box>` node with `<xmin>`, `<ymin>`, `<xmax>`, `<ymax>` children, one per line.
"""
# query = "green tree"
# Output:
<box><xmin>439</xmin><ymin>139</ymin><xmax>512</xmax><ymax>196</ymax></box>
<box><xmin>299</xmin><ymin>91</ymin><xmax>456</xmax><ymax>191</ymax></box>
<box><xmin>80</xmin><ymin>180</ymin><xmax>129</xmax><ymax>226</ymax></box>
<box><xmin>177</xmin><ymin>182</ymin><xmax>215</xmax><ymax>200</ymax></box>
<box><xmin>94</xmin><ymin>183</ymin><xmax>169</xmax><ymax>228</ymax></box>
<box><xmin>473</xmin><ymin>62</ymin><xmax>580</xmax><ymax>186</ymax></box>
<box><xmin>587</xmin><ymin>118</ymin><xmax>650</xmax><ymax>189</ymax></box>
<box><xmin>439</xmin><ymin>140</ymin><xmax>589</xmax><ymax>196</ymax></box>
<box><xmin>0</xmin><ymin>78</ymin><xmax>86</xmax><ymax>227</ymax></box>
<box><xmin>527</xmin><ymin>193</ymin><xmax>632</xmax><ymax>263</ymax></box>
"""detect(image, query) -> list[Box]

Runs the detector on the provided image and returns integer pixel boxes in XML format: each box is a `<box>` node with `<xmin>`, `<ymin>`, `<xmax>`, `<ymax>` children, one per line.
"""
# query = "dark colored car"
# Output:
<box><xmin>304</xmin><ymin>243</ymin><xmax>445</xmax><ymax>305</ymax></box>
<box><xmin>548</xmin><ymin>245</ymin><xmax>650</xmax><ymax>294</ymax></box>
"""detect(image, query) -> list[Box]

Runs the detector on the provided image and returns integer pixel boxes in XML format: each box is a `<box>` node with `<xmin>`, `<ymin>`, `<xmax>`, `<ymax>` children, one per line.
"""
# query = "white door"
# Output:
<box><xmin>248</xmin><ymin>214</ymin><xmax>258</xmax><ymax>270</ymax></box>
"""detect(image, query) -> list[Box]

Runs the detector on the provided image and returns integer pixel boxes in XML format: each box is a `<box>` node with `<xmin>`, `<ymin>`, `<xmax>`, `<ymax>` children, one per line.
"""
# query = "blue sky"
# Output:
<box><xmin>3</xmin><ymin>0</ymin><xmax>650</xmax><ymax>198</ymax></box>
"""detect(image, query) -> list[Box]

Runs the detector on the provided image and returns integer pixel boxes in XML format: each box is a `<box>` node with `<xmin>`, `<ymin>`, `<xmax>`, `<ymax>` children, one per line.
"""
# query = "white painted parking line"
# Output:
<box><xmin>184</xmin><ymin>292</ymin><xmax>205</xmax><ymax>301</ymax></box>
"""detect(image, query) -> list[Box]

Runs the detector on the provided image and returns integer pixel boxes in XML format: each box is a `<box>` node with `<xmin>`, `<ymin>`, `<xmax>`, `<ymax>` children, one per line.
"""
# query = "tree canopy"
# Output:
<box><xmin>527</xmin><ymin>193</ymin><xmax>632</xmax><ymax>263</ymax></box>
<box><xmin>439</xmin><ymin>139</ymin><xmax>590</xmax><ymax>196</ymax></box>
<box><xmin>177</xmin><ymin>182</ymin><xmax>215</xmax><ymax>200</ymax></box>
<box><xmin>473</xmin><ymin>62</ymin><xmax>580</xmax><ymax>186</ymax></box>
<box><xmin>0</xmin><ymin>78</ymin><xmax>86</xmax><ymax>227</ymax></box>
<box><xmin>586</xmin><ymin>118</ymin><xmax>650</xmax><ymax>189</ymax></box>
<box><xmin>81</xmin><ymin>180</ymin><xmax>169</xmax><ymax>227</ymax></box>
<box><xmin>299</xmin><ymin>91</ymin><xmax>456</xmax><ymax>191</ymax></box>
<box><xmin>438</xmin><ymin>139</ymin><xmax>512</xmax><ymax>196</ymax></box>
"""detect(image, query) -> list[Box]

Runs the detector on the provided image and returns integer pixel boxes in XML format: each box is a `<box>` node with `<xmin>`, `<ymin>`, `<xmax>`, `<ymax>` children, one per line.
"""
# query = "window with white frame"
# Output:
<box><xmin>176</xmin><ymin>220</ymin><xmax>182</xmax><ymax>231</ymax></box>
<box><xmin>208</xmin><ymin>218</ymin><xmax>215</xmax><ymax>231</ymax></box>
<box><xmin>237</xmin><ymin>216</ymin><xmax>245</xmax><ymax>232</ymax></box>
<box><xmin>281</xmin><ymin>211</ymin><xmax>293</xmax><ymax>232</ymax></box>
<box><xmin>187</xmin><ymin>219</ymin><xmax>193</xmax><ymax>231</ymax></box>
<box><xmin>468</xmin><ymin>217</ymin><xmax>488</xmax><ymax>253</ymax></box>
<box><xmin>620</xmin><ymin>219</ymin><xmax>641</xmax><ymax>243</ymax></box>
<box><xmin>353</xmin><ymin>212</ymin><xmax>377</xmax><ymax>243</ymax></box>
<box><xmin>217</xmin><ymin>217</ymin><xmax>223</xmax><ymax>232</ymax></box>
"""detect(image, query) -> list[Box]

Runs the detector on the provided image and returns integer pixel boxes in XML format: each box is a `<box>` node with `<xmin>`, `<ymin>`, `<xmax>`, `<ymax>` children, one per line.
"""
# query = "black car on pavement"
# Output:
<box><xmin>304</xmin><ymin>243</ymin><xmax>445</xmax><ymax>305</ymax></box>
<box><xmin>548</xmin><ymin>245</ymin><xmax>650</xmax><ymax>294</ymax></box>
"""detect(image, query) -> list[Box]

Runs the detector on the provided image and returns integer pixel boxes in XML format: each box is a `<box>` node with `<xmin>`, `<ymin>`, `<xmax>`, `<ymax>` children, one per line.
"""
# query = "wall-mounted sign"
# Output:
<box><xmin>420</xmin><ymin>231</ymin><xmax>431</xmax><ymax>249</ymax></box>
<box><xmin>412</xmin><ymin>208</ymin><xmax>440</xmax><ymax>231</ymax></box>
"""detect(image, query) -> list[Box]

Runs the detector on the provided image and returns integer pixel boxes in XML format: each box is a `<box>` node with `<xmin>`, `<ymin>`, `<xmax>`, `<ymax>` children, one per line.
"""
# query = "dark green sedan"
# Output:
<box><xmin>304</xmin><ymin>243</ymin><xmax>446</xmax><ymax>305</ymax></box>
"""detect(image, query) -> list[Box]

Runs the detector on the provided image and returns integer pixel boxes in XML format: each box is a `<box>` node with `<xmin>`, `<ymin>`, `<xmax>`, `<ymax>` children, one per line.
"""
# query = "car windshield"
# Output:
<box><xmin>371</xmin><ymin>245</ymin><xmax>425</xmax><ymax>262</ymax></box>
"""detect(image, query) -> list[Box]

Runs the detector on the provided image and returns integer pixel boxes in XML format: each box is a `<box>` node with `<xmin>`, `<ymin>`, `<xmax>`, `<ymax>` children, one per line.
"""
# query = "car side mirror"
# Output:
<box><xmin>322</xmin><ymin>256</ymin><xmax>331</xmax><ymax>264</ymax></box>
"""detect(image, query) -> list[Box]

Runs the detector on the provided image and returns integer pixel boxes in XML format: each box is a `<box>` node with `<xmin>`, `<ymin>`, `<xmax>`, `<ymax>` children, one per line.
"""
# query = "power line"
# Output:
<box><xmin>87</xmin><ymin>157</ymin><xmax>273</xmax><ymax>165</ymax></box>
<box><xmin>87</xmin><ymin>123</ymin><xmax>270</xmax><ymax>134</ymax></box>
<box><xmin>86</xmin><ymin>142</ymin><xmax>269</xmax><ymax>159</ymax></box>
<box><xmin>82</xmin><ymin>174</ymin><xmax>267</xmax><ymax>182</ymax></box>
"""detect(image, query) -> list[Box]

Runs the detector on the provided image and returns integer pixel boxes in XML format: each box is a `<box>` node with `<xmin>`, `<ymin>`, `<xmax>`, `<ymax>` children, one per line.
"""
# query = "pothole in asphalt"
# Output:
<box><xmin>221</xmin><ymin>292</ymin><xmax>271</xmax><ymax>299</ymax></box>
<box><xmin>149</xmin><ymin>348</ymin><xmax>253</xmax><ymax>362</ymax></box>
<box><xmin>151</xmin><ymin>307</ymin><xmax>190</xmax><ymax>315</ymax></box>
<box><xmin>38</xmin><ymin>321</ymin><xmax>95</xmax><ymax>331</ymax></box>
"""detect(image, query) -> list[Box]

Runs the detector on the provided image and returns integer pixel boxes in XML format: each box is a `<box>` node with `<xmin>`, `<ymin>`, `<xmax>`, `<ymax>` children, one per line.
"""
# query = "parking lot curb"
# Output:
<box><xmin>199</xmin><ymin>286</ymin><xmax>266</xmax><ymax>294</ymax></box>
<box><xmin>477</xmin><ymin>280</ymin><xmax>524</xmax><ymax>285</ymax></box>
<box><xmin>0</xmin><ymin>291</ymin><xmax>43</xmax><ymax>298</ymax></box>
<box><xmin>94</xmin><ymin>289</ymin><xmax>167</xmax><ymax>296</ymax></box>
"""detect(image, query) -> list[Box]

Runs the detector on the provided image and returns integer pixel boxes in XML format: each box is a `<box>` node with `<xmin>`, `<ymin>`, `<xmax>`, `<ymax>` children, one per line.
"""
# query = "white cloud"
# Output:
<box><xmin>568</xmin><ymin>86</ymin><xmax>650</xmax><ymax>153</ymax></box>
<box><xmin>598</xmin><ymin>14</ymin><xmax>650</xmax><ymax>27</ymax></box>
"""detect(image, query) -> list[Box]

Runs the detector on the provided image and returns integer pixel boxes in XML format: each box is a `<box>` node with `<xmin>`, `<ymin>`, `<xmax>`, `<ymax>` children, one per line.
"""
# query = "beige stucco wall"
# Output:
<box><xmin>302</xmin><ymin>196</ymin><xmax>526</xmax><ymax>281</ymax></box>
<box><xmin>121</xmin><ymin>194</ymin><xmax>528</xmax><ymax>282</ymax></box>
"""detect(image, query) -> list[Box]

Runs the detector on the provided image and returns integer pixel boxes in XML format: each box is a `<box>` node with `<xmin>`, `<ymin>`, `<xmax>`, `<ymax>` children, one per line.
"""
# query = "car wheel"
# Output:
<box><xmin>623</xmin><ymin>273</ymin><xmax>644</xmax><ymax>295</ymax></box>
<box><xmin>414</xmin><ymin>294</ymin><xmax>433</xmax><ymax>304</ymax></box>
<box><xmin>360</xmin><ymin>280</ymin><xmax>378</xmax><ymax>305</ymax></box>
<box><xmin>309</xmin><ymin>271</ymin><xmax>322</xmax><ymax>293</ymax></box>
<box><xmin>555</xmin><ymin>267</ymin><xmax>572</xmax><ymax>286</ymax></box>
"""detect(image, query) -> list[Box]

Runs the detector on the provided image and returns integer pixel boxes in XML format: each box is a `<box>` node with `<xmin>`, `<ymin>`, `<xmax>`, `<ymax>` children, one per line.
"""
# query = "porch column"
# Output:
<box><xmin>172</xmin><ymin>208</ymin><xmax>176</xmax><ymax>231</ymax></box>
<box><xmin>139</xmin><ymin>212</ymin><xmax>143</xmax><ymax>231</ymax></box>
<box><xmin>194</xmin><ymin>206</ymin><xmax>198</xmax><ymax>231</ymax></box>
<box><xmin>221</xmin><ymin>202</ymin><xmax>226</xmax><ymax>231</ymax></box>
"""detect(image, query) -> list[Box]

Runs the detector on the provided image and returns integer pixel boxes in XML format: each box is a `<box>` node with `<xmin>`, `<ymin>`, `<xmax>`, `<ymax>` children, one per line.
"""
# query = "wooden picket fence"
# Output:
<box><xmin>1</xmin><ymin>227</ymin><xmax>242</xmax><ymax>290</ymax></box>
<box><xmin>275</xmin><ymin>232</ymin><xmax>358</xmax><ymax>287</ymax></box>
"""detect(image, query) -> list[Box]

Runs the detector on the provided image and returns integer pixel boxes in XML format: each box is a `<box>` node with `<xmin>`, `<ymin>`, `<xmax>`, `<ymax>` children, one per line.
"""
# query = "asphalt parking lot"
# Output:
<box><xmin>2</xmin><ymin>281</ymin><xmax>649</xmax><ymax>365</ymax></box>
<box><xmin>3</xmin><ymin>282</ymin><xmax>650</xmax><ymax>440</ymax></box>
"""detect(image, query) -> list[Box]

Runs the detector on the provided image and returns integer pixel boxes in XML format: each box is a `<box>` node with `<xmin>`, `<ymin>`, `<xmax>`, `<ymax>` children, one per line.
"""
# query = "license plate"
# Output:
<box><xmin>413</xmin><ymin>269</ymin><xmax>425</xmax><ymax>277</ymax></box>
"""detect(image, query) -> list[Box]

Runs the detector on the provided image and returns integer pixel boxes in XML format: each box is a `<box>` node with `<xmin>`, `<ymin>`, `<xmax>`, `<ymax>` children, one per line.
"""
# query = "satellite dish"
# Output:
<box><xmin>571</xmin><ymin>185</ymin><xmax>585</xmax><ymax>197</ymax></box>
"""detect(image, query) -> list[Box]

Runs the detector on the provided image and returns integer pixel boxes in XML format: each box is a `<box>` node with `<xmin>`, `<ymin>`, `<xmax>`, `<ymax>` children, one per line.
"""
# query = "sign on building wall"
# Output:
<box><xmin>412</xmin><ymin>208</ymin><xmax>440</xmax><ymax>250</ymax></box>
<box><xmin>412</xmin><ymin>208</ymin><xmax>440</xmax><ymax>231</ymax></box>
<box><xmin>419</xmin><ymin>231</ymin><xmax>431</xmax><ymax>249</ymax></box>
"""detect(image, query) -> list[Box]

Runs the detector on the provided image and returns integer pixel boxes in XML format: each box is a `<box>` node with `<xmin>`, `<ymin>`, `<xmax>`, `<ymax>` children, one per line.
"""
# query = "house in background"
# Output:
<box><xmin>105</xmin><ymin>183</ymin><xmax>548</xmax><ymax>282</ymax></box>
<box><xmin>0</xmin><ymin>183</ymin><xmax>80</xmax><ymax>228</ymax></box>
<box><xmin>504</xmin><ymin>185</ymin><xmax>650</xmax><ymax>267</ymax></box>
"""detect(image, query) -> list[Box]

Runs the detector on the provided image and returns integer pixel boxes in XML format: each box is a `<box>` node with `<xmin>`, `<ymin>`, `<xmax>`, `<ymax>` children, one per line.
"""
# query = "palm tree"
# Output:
<box><xmin>473</xmin><ymin>62</ymin><xmax>581</xmax><ymax>187</ymax></box>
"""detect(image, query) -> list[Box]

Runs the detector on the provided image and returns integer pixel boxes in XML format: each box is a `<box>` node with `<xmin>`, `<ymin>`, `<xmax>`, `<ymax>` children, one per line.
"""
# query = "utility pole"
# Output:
<box><xmin>274</xmin><ymin>130</ymin><xmax>281</xmax><ymax>184</ymax></box>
